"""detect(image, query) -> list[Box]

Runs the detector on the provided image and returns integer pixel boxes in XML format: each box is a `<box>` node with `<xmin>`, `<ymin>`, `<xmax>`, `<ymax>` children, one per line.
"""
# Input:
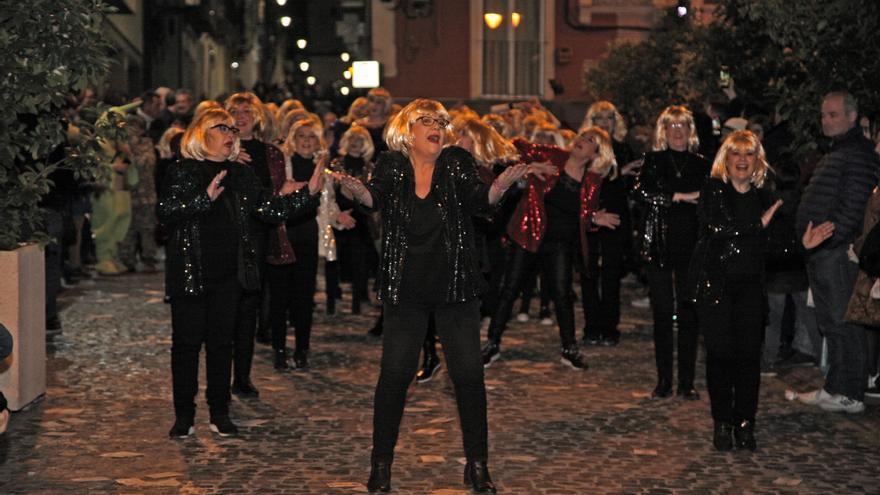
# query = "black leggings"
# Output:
<box><xmin>267</xmin><ymin>238</ymin><xmax>318</xmax><ymax>352</ymax></box>
<box><xmin>488</xmin><ymin>242</ymin><xmax>576</xmax><ymax>348</ymax></box>
<box><xmin>645</xmin><ymin>260</ymin><xmax>698</xmax><ymax>387</ymax></box>
<box><xmin>372</xmin><ymin>300</ymin><xmax>487</xmax><ymax>463</ymax></box>
<box><xmin>581</xmin><ymin>229</ymin><xmax>625</xmax><ymax>340</ymax></box>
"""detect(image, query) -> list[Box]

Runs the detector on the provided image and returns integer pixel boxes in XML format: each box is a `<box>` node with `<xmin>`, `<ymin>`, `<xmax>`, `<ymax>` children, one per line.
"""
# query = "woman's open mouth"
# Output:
<box><xmin>427</xmin><ymin>134</ymin><xmax>441</xmax><ymax>144</ymax></box>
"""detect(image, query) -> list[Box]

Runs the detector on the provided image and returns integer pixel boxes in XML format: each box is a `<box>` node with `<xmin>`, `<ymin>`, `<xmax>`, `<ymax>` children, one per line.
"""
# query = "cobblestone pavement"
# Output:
<box><xmin>1</xmin><ymin>271</ymin><xmax>879</xmax><ymax>494</ymax></box>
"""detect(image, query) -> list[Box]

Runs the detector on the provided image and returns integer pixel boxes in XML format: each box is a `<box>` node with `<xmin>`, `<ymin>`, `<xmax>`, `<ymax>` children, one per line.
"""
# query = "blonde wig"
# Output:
<box><xmin>341</xmin><ymin>97</ymin><xmax>370</xmax><ymax>124</ymax></box>
<box><xmin>366</xmin><ymin>87</ymin><xmax>393</xmax><ymax>119</ymax></box>
<box><xmin>339</xmin><ymin>124</ymin><xmax>375</xmax><ymax>162</ymax></box>
<box><xmin>455</xmin><ymin>117</ymin><xmax>518</xmax><ymax>166</ymax></box>
<box><xmin>193</xmin><ymin>100</ymin><xmax>222</xmax><ymax>121</ymax></box>
<box><xmin>384</xmin><ymin>98</ymin><xmax>452</xmax><ymax>157</ymax></box>
<box><xmin>258</xmin><ymin>104</ymin><xmax>278</xmax><ymax>143</ymax></box>
<box><xmin>224</xmin><ymin>92</ymin><xmax>265</xmax><ymax>137</ymax></box>
<box><xmin>653</xmin><ymin>105</ymin><xmax>700</xmax><ymax>152</ymax></box>
<box><xmin>482</xmin><ymin>113</ymin><xmax>512</xmax><ymax>138</ymax></box>
<box><xmin>181</xmin><ymin>108</ymin><xmax>240</xmax><ymax>161</ymax></box>
<box><xmin>280</xmin><ymin>109</ymin><xmax>314</xmax><ymax>144</ymax></box>
<box><xmin>530</xmin><ymin>122</ymin><xmax>566</xmax><ymax>148</ymax></box>
<box><xmin>710</xmin><ymin>130</ymin><xmax>770</xmax><ymax>188</ymax></box>
<box><xmin>277</xmin><ymin>99</ymin><xmax>305</xmax><ymax>120</ymax></box>
<box><xmin>522</xmin><ymin>114</ymin><xmax>546</xmax><ymax>140</ymax></box>
<box><xmin>579</xmin><ymin>126</ymin><xmax>618</xmax><ymax>180</ymax></box>
<box><xmin>560</xmin><ymin>129</ymin><xmax>576</xmax><ymax>149</ymax></box>
<box><xmin>156</xmin><ymin>125</ymin><xmax>184</xmax><ymax>159</ymax></box>
<box><xmin>283</xmin><ymin>116</ymin><xmax>326</xmax><ymax>157</ymax></box>
<box><xmin>582</xmin><ymin>101</ymin><xmax>627</xmax><ymax>142</ymax></box>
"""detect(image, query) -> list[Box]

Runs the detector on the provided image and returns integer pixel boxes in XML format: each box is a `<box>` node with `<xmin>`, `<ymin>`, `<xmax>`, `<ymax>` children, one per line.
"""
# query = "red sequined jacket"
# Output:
<box><xmin>506</xmin><ymin>138</ymin><xmax>602</xmax><ymax>264</ymax></box>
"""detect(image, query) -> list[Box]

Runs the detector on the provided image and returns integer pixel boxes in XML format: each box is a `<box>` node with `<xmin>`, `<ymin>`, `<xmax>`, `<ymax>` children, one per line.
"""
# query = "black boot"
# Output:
<box><xmin>713</xmin><ymin>422</ymin><xmax>733</xmax><ymax>451</ymax></box>
<box><xmin>416</xmin><ymin>346</ymin><xmax>441</xmax><ymax>384</ymax></box>
<box><xmin>352</xmin><ymin>296</ymin><xmax>361</xmax><ymax>315</ymax></box>
<box><xmin>464</xmin><ymin>460</ymin><xmax>497</xmax><ymax>493</ymax></box>
<box><xmin>368</xmin><ymin>313</ymin><xmax>383</xmax><ymax>337</ymax></box>
<box><xmin>274</xmin><ymin>348</ymin><xmax>291</xmax><ymax>371</ymax></box>
<box><xmin>651</xmin><ymin>377</ymin><xmax>673</xmax><ymax>399</ymax></box>
<box><xmin>231</xmin><ymin>377</ymin><xmax>260</xmax><ymax>398</ymax></box>
<box><xmin>367</xmin><ymin>461</ymin><xmax>392</xmax><ymax>493</ymax></box>
<box><xmin>734</xmin><ymin>420</ymin><xmax>757</xmax><ymax>451</ymax></box>
<box><xmin>326</xmin><ymin>295</ymin><xmax>336</xmax><ymax>316</ymax></box>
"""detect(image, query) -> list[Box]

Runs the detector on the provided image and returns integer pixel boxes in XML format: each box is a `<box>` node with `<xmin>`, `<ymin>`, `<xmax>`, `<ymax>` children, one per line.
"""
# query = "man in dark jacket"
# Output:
<box><xmin>795</xmin><ymin>91</ymin><xmax>880</xmax><ymax>413</ymax></box>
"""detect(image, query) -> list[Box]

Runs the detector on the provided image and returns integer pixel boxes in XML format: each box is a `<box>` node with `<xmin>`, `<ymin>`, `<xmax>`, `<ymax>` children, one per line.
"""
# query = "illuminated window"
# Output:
<box><xmin>482</xmin><ymin>0</ymin><xmax>543</xmax><ymax>97</ymax></box>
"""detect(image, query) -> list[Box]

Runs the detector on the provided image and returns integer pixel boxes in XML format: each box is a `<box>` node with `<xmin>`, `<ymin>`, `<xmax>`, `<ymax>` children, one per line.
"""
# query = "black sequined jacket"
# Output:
<box><xmin>365</xmin><ymin>146</ymin><xmax>494</xmax><ymax>306</ymax></box>
<box><xmin>632</xmin><ymin>150</ymin><xmax>710</xmax><ymax>267</ymax></box>
<box><xmin>686</xmin><ymin>178</ymin><xmax>774</xmax><ymax>306</ymax></box>
<box><xmin>158</xmin><ymin>158</ymin><xmax>318</xmax><ymax>297</ymax></box>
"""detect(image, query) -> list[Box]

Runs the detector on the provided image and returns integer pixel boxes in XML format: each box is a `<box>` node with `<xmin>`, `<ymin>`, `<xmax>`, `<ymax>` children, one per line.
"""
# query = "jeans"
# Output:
<box><xmin>807</xmin><ymin>246</ymin><xmax>868</xmax><ymax>400</ymax></box>
<box><xmin>170</xmin><ymin>275</ymin><xmax>241</xmax><ymax>418</ymax></box>
<box><xmin>763</xmin><ymin>291</ymin><xmax>822</xmax><ymax>364</ymax></box>
<box><xmin>645</xmin><ymin>260</ymin><xmax>699</xmax><ymax>387</ymax></box>
<box><xmin>372</xmin><ymin>300</ymin><xmax>487</xmax><ymax>463</ymax></box>
<box><xmin>488</xmin><ymin>242</ymin><xmax>576</xmax><ymax>348</ymax></box>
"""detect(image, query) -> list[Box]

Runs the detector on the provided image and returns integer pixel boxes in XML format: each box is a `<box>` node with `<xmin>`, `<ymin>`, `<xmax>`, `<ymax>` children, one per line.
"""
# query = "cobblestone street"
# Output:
<box><xmin>1</xmin><ymin>271</ymin><xmax>879</xmax><ymax>494</ymax></box>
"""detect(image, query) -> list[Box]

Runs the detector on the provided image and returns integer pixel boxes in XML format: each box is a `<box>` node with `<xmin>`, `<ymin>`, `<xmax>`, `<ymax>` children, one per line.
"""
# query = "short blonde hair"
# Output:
<box><xmin>710</xmin><ymin>130</ymin><xmax>770</xmax><ymax>188</ymax></box>
<box><xmin>482</xmin><ymin>113</ymin><xmax>512</xmax><ymax>138</ymax></box>
<box><xmin>366</xmin><ymin>87</ymin><xmax>393</xmax><ymax>119</ymax></box>
<box><xmin>339</xmin><ymin>124</ymin><xmax>375</xmax><ymax>162</ymax></box>
<box><xmin>653</xmin><ymin>105</ymin><xmax>700</xmax><ymax>152</ymax></box>
<box><xmin>224</xmin><ymin>91</ymin><xmax>265</xmax><ymax>136</ymax></box>
<box><xmin>157</xmin><ymin>125</ymin><xmax>184</xmax><ymax>159</ymax></box>
<box><xmin>258</xmin><ymin>104</ymin><xmax>278</xmax><ymax>143</ymax></box>
<box><xmin>455</xmin><ymin>117</ymin><xmax>518</xmax><ymax>166</ymax></box>
<box><xmin>531</xmin><ymin>122</ymin><xmax>565</xmax><ymax>148</ymax></box>
<box><xmin>181</xmin><ymin>108</ymin><xmax>240</xmax><ymax>161</ymax></box>
<box><xmin>277</xmin><ymin>99</ymin><xmax>304</xmax><ymax>120</ymax></box>
<box><xmin>342</xmin><ymin>97</ymin><xmax>369</xmax><ymax>124</ymax></box>
<box><xmin>579</xmin><ymin>126</ymin><xmax>617</xmax><ymax>180</ymax></box>
<box><xmin>583</xmin><ymin>101</ymin><xmax>627</xmax><ymax>142</ymax></box>
<box><xmin>193</xmin><ymin>100</ymin><xmax>221</xmax><ymax>121</ymax></box>
<box><xmin>280</xmin><ymin>109</ymin><xmax>314</xmax><ymax>144</ymax></box>
<box><xmin>384</xmin><ymin>98</ymin><xmax>452</xmax><ymax>157</ymax></box>
<box><xmin>282</xmin><ymin>116</ymin><xmax>326</xmax><ymax>157</ymax></box>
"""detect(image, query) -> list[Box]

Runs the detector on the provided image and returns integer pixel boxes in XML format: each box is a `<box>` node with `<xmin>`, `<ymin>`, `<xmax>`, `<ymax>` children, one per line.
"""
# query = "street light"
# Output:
<box><xmin>340</xmin><ymin>52</ymin><xmax>350</xmax><ymax>62</ymax></box>
<box><xmin>276</xmin><ymin>0</ymin><xmax>287</xmax><ymax>5</ymax></box>
<box><xmin>230</xmin><ymin>61</ymin><xmax>240</xmax><ymax>69</ymax></box>
<box><xmin>343</xmin><ymin>69</ymin><xmax>351</xmax><ymax>80</ymax></box>
<box><xmin>511</xmin><ymin>12</ymin><xmax>522</xmax><ymax>27</ymax></box>
<box><xmin>484</xmin><ymin>12</ymin><xmax>503</xmax><ymax>29</ymax></box>
<box><xmin>340</xmin><ymin>86</ymin><xmax>350</xmax><ymax>96</ymax></box>
<box><xmin>296</xmin><ymin>39</ymin><xmax>307</xmax><ymax>49</ymax></box>
<box><xmin>299</xmin><ymin>61</ymin><xmax>309</xmax><ymax>72</ymax></box>
<box><xmin>280</xmin><ymin>16</ymin><xmax>291</xmax><ymax>27</ymax></box>
<box><xmin>306</xmin><ymin>76</ymin><xmax>316</xmax><ymax>86</ymax></box>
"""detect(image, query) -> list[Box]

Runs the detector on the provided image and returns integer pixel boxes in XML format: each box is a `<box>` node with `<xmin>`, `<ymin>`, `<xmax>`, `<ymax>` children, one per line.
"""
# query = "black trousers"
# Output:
<box><xmin>645</xmin><ymin>259</ymin><xmax>698</xmax><ymax>387</ymax></box>
<box><xmin>333</xmin><ymin>229</ymin><xmax>373</xmax><ymax>309</ymax></box>
<box><xmin>267</xmin><ymin>237</ymin><xmax>318</xmax><ymax>352</ymax></box>
<box><xmin>488</xmin><ymin>242</ymin><xmax>576</xmax><ymax>348</ymax></box>
<box><xmin>233</xmin><ymin>289</ymin><xmax>260</xmax><ymax>382</ymax></box>
<box><xmin>480</xmin><ymin>236</ymin><xmax>507</xmax><ymax>319</ymax></box>
<box><xmin>372</xmin><ymin>300</ymin><xmax>488</xmax><ymax>463</ymax></box>
<box><xmin>699</xmin><ymin>276</ymin><xmax>765</xmax><ymax>425</ymax></box>
<box><xmin>581</xmin><ymin>229</ymin><xmax>625</xmax><ymax>340</ymax></box>
<box><xmin>170</xmin><ymin>276</ymin><xmax>241</xmax><ymax>418</ymax></box>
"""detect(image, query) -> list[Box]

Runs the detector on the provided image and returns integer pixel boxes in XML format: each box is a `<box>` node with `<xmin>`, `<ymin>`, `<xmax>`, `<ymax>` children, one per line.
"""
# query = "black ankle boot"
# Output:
<box><xmin>326</xmin><ymin>296</ymin><xmax>336</xmax><ymax>315</ymax></box>
<box><xmin>713</xmin><ymin>422</ymin><xmax>734</xmax><ymax>451</ymax></box>
<box><xmin>274</xmin><ymin>349</ymin><xmax>291</xmax><ymax>371</ymax></box>
<box><xmin>367</xmin><ymin>461</ymin><xmax>392</xmax><ymax>493</ymax></box>
<box><xmin>651</xmin><ymin>377</ymin><xmax>673</xmax><ymax>399</ymax></box>
<box><xmin>464</xmin><ymin>461</ymin><xmax>497</xmax><ymax>493</ymax></box>
<box><xmin>416</xmin><ymin>351</ymin><xmax>441</xmax><ymax>384</ymax></box>
<box><xmin>734</xmin><ymin>420</ymin><xmax>757</xmax><ymax>451</ymax></box>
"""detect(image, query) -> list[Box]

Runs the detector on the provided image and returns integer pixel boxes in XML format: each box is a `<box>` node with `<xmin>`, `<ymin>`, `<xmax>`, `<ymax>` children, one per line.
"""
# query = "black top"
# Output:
<box><xmin>726</xmin><ymin>185</ymin><xmax>764</xmax><ymax>275</ymax></box>
<box><xmin>286</xmin><ymin>153</ymin><xmax>319</xmax><ymax>232</ymax></box>
<box><xmin>198</xmin><ymin>162</ymin><xmax>240</xmax><ymax>283</ymax></box>
<box><xmin>666</xmin><ymin>150</ymin><xmax>706</xmax><ymax>261</ymax></box>
<box><xmin>365</xmin><ymin>124</ymin><xmax>388</xmax><ymax>160</ymax></box>
<box><xmin>241</xmin><ymin>139</ymin><xmax>271</xmax><ymax>189</ymax></box>
<box><xmin>543</xmin><ymin>172</ymin><xmax>581</xmax><ymax>243</ymax></box>
<box><xmin>400</xmin><ymin>191</ymin><xmax>448</xmax><ymax>304</ymax></box>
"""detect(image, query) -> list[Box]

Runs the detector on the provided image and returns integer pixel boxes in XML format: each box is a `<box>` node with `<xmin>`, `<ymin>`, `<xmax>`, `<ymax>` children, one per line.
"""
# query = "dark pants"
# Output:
<box><xmin>807</xmin><ymin>246</ymin><xmax>868</xmax><ymax>400</ymax></box>
<box><xmin>372</xmin><ymin>300</ymin><xmax>487</xmax><ymax>463</ymax></box>
<box><xmin>581</xmin><ymin>229</ymin><xmax>625</xmax><ymax>340</ymax></box>
<box><xmin>488</xmin><ymin>242</ymin><xmax>576</xmax><ymax>348</ymax></box>
<box><xmin>699</xmin><ymin>276</ymin><xmax>765</xmax><ymax>425</ymax></box>
<box><xmin>480</xmin><ymin>236</ymin><xmax>507</xmax><ymax>319</ymax></box>
<box><xmin>645</xmin><ymin>259</ymin><xmax>698</xmax><ymax>387</ymax></box>
<box><xmin>43</xmin><ymin>208</ymin><xmax>63</xmax><ymax>320</ymax></box>
<box><xmin>334</xmin><ymin>229</ymin><xmax>373</xmax><ymax>310</ymax></box>
<box><xmin>233</xmin><ymin>290</ymin><xmax>260</xmax><ymax>383</ymax></box>
<box><xmin>170</xmin><ymin>276</ymin><xmax>241</xmax><ymax>419</ymax></box>
<box><xmin>267</xmin><ymin>236</ymin><xmax>318</xmax><ymax>353</ymax></box>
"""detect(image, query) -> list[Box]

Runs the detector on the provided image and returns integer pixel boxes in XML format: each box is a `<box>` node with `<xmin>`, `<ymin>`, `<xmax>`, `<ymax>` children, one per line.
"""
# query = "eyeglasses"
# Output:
<box><xmin>211</xmin><ymin>124</ymin><xmax>240</xmax><ymax>135</ymax></box>
<box><xmin>413</xmin><ymin>115</ymin><xmax>450</xmax><ymax>129</ymax></box>
<box><xmin>667</xmin><ymin>122</ymin><xmax>690</xmax><ymax>130</ymax></box>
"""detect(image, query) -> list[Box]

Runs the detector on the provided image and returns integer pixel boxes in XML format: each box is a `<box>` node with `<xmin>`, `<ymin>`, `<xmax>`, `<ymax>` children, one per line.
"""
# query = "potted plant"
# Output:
<box><xmin>0</xmin><ymin>0</ymin><xmax>124</xmax><ymax>410</ymax></box>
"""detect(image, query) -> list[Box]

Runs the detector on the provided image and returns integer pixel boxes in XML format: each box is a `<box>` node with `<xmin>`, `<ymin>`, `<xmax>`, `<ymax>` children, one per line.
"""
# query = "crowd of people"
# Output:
<box><xmin>39</xmin><ymin>83</ymin><xmax>880</xmax><ymax>493</ymax></box>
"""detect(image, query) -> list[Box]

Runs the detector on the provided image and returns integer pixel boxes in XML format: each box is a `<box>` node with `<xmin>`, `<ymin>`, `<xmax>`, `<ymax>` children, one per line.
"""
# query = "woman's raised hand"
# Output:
<box><xmin>525</xmin><ymin>161</ymin><xmax>555</xmax><ymax>181</ymax></box>
<box><xmin>206</xmin><ymin>170</ymin><xmax>227</xmax><ymax>201</ymax></box>
<box><xmin>761</xmin><ymin>199</ymin><xmax>783</xmax><ymax>228</ymax></box>
<box><xmin>308</xmin><ymin>161</ymin><xmax>326</xmax><ymax>194</ymax></box>
<box><xmin>337</xmin><ymin>173</ymin><xmax>372</xmax><ymax>207</ymax></box>
<box><xmin>593</xmin><ymin>209</ymin><xmax>621</xmax><ymax>229</ymax></box>
<box><xmin>802</xmin><ymin>220</ymin><xmax>835</xmax><ymax>249</ymax></box>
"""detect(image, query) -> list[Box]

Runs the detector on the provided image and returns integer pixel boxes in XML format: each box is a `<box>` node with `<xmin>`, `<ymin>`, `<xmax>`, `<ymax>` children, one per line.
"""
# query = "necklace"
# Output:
<box><xmin>670</xmin><ymin>152</ymin><xmax>687</xmax><ymax>178</ymax></box>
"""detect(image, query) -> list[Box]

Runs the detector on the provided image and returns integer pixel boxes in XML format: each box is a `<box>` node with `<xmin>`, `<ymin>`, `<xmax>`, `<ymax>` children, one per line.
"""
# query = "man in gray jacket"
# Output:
<box><xmin>796</xmin><ymin>91</ymin><xmax>880</xmax><ymax>413</ymax></box>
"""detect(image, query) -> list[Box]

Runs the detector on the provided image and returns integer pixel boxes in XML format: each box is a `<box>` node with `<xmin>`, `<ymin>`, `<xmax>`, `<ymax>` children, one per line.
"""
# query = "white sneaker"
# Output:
<box><xmin>631</xmin><ymin>296</ymin><xmax>650</xmax><ymax>309</ymax></box>
<box><xmin>819</xmin><ymin>394</ymin><xmax>866</xmax><ymax>413</ymax></box>
<box><xmin>798</xmin><ymin>388</ymin><xmax>834</xmax><ymax>406</ymax></box>
<box><xmin>515</xmin><ymin>313</ymin><xmax>529</xmax><ymax>323</ymax></box>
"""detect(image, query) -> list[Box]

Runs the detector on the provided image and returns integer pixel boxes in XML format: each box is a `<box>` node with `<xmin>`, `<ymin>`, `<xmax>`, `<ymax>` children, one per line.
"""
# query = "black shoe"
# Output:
<box><xmin>651</xmin><ymin>378</ymin><xmax>673</xmax><ymax>399</ymax></box>
<box><xmin>481</xmin><ymin>341</ymin><xmax>501</xmax><ymax>368</ymax></box>
<box><xmin>734</xmin><ymin>420</ymin><xmax>757</xmax><ymax>451</ymax></box>
<box><xmin>274</xmin><ymin>349</ymin><xmax>291</xmax><ymax>371</ymax></box>
<box><xmin>416</xmin><ymin>354</ymin><xmax>441</xmax><ymax>384</ymax></box>
<box><xmin>255</xmin><ymin>329</ymin><xmax>271</xmax><ymax>345</ymax></box>
<box><xmin>677</xmin><ymin>384</ymin><xmax>700</xmax><ymax>400</ymax></box>
<box><xmin>600</xmin><ymin>334</ymin><xmax>620</xmax><ymax>347</ymax></box>
<box><xmin>209</xmin><ymin>415</ymin><xmax>239</xmax><ymax>437</ymax></box>
<box><xmin>713</xmin><ymin>422</ymin><xmax>733</xmax><ymax>451</ymax></box>
<box><xmin>231</xmin><ymin>379</ymin><xmax>260</xmax><ymax>398</ymax></box>
<box><xmin>293</xmin><ymin>350</ymin><xmax>309</xmax><ymax>370</ymax></box>
<box><xmin>560</xmin><ymin>345</ymin><xmax>588</xmax><ymax>370</ymax></box>
<box><xmin>168</xmin><ymin>417</ymin><xmax>194</xmax><ymax>438</ymax></box>
<box><xmin>326</xmin><ymin>297</ymin><xmax>336</xmax><ymax>316</ymax></box>
<box><xmin>774</xmin><ymin>350</ymin><xmax>815</xmax><ymax>369</ymax></box>
<box><xmin>367</xmin><ymin>461</ymin><xmax>392</xmax><ymax>493</ymax></box>
<box><xmin>368</xmin><ymin>323</ymin><xmax>383</xmax><ymax>337</ymax></box>
<box><xmin>163</xmin><ymin>295</ymin><xmax>172</xmax><ymax>304</ymax></box>
<box><xmin>352</xmin><ymin>298</ymin><xmax>361</xmax><ymax>315</ymax></box>
<box><xmin>464</xmin><ymin>460</ymin><xmax>497</xmax><ymax>493</ymax></box>
<box><xmin>46</xmin><ymin>315</ymin><xmax>62</xmax><ymax>332</ymax></box>
<box><xmin>582</xmin><ymin>334</ymin><xmax>602</xmax><ymax>346</ymax></box>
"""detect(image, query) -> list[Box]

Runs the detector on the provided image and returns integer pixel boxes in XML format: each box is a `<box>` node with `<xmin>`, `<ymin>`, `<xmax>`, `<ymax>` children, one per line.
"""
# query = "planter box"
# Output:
<box><xmin>0</xmin><ymin>244</ymin><xmax>46</xmax><ymax>411</ymax></box>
